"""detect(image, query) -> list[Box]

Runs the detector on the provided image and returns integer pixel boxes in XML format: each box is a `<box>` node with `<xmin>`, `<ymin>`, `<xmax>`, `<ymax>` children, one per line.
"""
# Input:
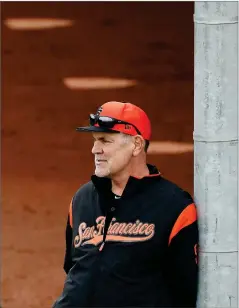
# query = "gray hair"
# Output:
<box><xmin>120</xmin><ymin>133</ymin><xmax>133</xmax><ymax>144</ymax></box>
<box><xmin>120</xmin><ymin>133</ymin><xmax>149</xmax><ymax>153</ymax></box>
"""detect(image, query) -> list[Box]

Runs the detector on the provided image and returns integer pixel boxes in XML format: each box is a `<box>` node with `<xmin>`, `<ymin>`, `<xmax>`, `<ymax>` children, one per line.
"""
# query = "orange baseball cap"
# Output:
<box><xmin>76</xmin><ymin>101</ymin><xmax>151</xmax><ymax>140</ymax></box>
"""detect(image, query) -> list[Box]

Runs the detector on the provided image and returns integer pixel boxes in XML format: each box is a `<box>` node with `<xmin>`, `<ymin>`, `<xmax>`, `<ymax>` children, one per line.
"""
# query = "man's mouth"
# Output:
<box><xmin>95</xmin><ymin>159</ymin><xmax>107</xmax><ymax>164</ymax></box>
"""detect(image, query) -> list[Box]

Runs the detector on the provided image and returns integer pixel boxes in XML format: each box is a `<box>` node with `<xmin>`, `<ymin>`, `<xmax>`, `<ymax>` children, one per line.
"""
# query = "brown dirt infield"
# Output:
<box><xmin>2</xmin><ymin>2</ymin><xmax>194</xmax><ymax>307</ymax></box>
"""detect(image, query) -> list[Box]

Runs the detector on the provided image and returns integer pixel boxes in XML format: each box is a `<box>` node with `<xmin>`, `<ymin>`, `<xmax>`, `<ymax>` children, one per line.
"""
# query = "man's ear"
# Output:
<box><xmin>132</xmin><ymin>135</ymin><xmax>145</xmax><ymax>156</ymax></box>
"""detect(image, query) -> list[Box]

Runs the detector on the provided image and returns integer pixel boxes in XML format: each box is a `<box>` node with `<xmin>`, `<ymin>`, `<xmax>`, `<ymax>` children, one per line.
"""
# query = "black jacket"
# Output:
<box><xmin>53</xmin><ymin>164</ymin><xmax>199</xmax><ymax>308</ymax></box>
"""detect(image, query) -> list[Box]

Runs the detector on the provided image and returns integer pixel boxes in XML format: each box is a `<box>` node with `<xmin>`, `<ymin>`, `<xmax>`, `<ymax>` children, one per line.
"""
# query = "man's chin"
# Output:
<box><xmin>94</xmin><ymin>168</ymin><xmax>110</xmax><ymax>178</ymax></box>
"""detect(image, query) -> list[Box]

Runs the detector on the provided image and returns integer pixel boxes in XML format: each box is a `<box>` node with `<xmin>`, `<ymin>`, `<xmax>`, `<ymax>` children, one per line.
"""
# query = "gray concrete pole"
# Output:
<box><xmin>194</xmin><ymin>2</ymin><xmax>238</xmax><ymax>308</ymax></box>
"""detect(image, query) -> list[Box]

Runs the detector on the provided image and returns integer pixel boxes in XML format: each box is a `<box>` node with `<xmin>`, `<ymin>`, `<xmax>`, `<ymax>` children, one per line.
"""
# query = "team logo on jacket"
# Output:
<box><xmin>74</xmin><ymin>216</ymin><xmax>155</xmax><ymax>248</ymax></box>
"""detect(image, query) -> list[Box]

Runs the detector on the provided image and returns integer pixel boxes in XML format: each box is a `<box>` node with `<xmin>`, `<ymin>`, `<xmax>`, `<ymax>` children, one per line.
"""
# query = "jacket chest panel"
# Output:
<box><xmin>71</xmin><ymin>197</ymin><xmax>172</xmax><ymax>263</ymax></box>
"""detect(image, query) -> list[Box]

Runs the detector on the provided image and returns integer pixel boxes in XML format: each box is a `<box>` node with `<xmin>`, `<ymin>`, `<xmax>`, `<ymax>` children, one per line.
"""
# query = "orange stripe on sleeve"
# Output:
<box><xmin>69</xmin><ymin>200</ymin><xmax>73</xmax><ymax>228</ymax></box>
<box><xmin>168</xmin><ymin>203</ymin><xmax>197</xmax><ymax>246</ymax></box>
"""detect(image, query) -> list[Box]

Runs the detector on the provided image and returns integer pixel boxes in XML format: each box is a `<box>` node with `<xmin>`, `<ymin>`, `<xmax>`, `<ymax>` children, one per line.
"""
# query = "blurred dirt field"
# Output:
<box><xmin>2</xmin><ymin>2</ymin><xmax>194</xmax><ymax>307</ymax></box>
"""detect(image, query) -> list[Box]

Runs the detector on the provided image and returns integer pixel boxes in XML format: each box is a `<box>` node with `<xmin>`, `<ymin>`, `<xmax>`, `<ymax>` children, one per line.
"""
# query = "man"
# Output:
<box><xmin>53</xmin><ymin>101</ymin><xmax>199</xmax><ymax>308</ymax></box>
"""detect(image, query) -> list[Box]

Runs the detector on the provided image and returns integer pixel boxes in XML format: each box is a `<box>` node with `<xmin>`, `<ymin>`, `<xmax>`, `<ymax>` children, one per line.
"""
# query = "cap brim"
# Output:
<box><xmin>76</xmin><ymin>126</ymin><xmax>120</xmax><ymax>134</ymax></box>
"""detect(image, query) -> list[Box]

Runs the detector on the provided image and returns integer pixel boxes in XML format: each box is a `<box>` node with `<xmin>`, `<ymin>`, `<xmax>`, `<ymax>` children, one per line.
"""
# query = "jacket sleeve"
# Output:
<box><xmin>63</xmin><ymin>199</ymin><xmax>74</xmax><ymax>274</ymax></box>
<box><xmin>166</xmin><ymin>200</ymin><xmax>199</xmax><ymax>308</ymax></box>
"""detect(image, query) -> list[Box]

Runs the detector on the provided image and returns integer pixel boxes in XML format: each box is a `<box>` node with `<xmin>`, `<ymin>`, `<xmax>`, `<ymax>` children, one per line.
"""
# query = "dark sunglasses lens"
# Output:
<box><xmin>98</xmin><ymin>116</ymin><xmax>116</xmax><ymax>128</ymax></box>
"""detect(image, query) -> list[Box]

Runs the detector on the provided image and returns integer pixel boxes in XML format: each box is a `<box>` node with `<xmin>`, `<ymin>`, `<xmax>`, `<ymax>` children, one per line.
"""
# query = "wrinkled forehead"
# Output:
<box><xmin>92</xmin><ymin>132</ymin><xmax>134</xmax><ymax>145</ymax></box>
<box><xmin>92</xmin><ymin>131</ymin><xmax>120</xmax><ymax>140</ymax></box>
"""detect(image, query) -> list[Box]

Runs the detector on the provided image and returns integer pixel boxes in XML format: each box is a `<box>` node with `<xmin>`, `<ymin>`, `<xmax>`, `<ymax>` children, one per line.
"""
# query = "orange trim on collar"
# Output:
<box><xmin>132</xmin><ymin>173</ymin><xmax>160</xmax><ymax>179</ymax></box>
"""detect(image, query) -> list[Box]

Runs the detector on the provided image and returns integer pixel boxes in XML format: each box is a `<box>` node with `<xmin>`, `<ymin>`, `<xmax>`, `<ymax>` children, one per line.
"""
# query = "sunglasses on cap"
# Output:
<box><xmin>89</xmin><ymin>114</ymin><xmax>142</xmax><ymax>136</ymax></box>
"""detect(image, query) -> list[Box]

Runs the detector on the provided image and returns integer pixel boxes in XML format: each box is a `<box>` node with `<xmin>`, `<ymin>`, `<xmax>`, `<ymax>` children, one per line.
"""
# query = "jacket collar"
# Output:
<box><xmin>91</xmin><ymin>164</ymin><xmax>161</xmax><ymax>199</ymax></box>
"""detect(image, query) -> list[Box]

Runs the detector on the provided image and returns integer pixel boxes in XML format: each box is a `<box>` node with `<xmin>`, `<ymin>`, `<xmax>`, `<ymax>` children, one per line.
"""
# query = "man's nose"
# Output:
<box><xmin>92</xmin><ymin>141</ymin><xmax>103</xmax><ymax>154</ymax></box>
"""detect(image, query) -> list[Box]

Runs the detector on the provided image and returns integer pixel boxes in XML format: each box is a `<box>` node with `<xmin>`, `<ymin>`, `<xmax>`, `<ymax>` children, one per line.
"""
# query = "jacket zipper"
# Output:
<box><xmin>99</xmin><ymin>242</ymin><xmax>105</xmax><ymax>251</ymax></box>
<box><xmin>99</xmin><ymin>208</ymin><xmax>114</xmax><ymax>252</ymax></box>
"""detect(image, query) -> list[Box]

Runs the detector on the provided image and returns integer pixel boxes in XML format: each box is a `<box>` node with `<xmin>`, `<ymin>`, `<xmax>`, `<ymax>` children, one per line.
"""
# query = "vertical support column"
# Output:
<box><xmin>194</xmin><ymin>2</ymin><xmax>238</xmax><ymax>307</ymax></box>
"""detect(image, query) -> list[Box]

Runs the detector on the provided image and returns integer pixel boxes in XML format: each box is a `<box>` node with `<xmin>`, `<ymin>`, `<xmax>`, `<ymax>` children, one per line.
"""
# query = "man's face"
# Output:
<box><xmin>92</xmin><ymin>132</ymin><xmax>134</xmax><ymax>178</ymax></box>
